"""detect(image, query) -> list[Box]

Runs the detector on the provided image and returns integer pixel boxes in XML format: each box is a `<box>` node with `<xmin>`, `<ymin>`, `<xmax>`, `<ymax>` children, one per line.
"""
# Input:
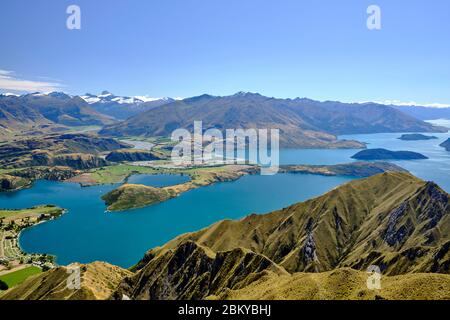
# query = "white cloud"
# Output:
<box><xmin>361</xmin><ymin>99</ymin><xmax>450</xmax><ymax>109</ymax></box>
<box><xmin>0</xmin><ymin>69</ymin><xmax>64</xmax><ymax>93</ymax></box>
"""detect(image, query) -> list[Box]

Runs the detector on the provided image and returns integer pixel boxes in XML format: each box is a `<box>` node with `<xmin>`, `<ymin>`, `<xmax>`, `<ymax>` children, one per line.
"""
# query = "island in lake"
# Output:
<box><xmin>440</xmin><ymin>138</ymin><xmax>450</xmax><ymax>151</ymax></box>
<box><xmin>351</xmin><ymin>148</ymin><xmax>428</xmax><ymax>160</ymax></box>
<box><xmin>398</xmin><ymin>134</ymin><xmax>438</xmax><ymax>141</ymax></box>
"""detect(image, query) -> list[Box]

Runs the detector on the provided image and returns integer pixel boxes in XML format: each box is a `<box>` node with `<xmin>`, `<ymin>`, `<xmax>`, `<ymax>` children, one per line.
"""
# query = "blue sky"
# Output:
<box><xmin>0</xmin><ymin>0</ymin><xmax>449</xmax><ymax>105</ymax></box>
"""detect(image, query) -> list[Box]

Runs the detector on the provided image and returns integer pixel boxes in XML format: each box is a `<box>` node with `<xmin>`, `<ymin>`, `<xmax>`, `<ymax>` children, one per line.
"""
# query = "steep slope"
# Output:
<box><xmin>105</xmin><ymin>149</ymin><xmax>165</xmax><ymax>162</ymax></box>
<box><xmin>100</xmin><ymin>93</ymin><xmax>445</xmax><ymax>148</ymax></box>
<box><xmin>139</xmin><ymin>172</ymin><xmax>449</xmax><ymax>275</ymax></box>
<box><xmin>20</xmin><ymin>92</ymin><xmax>115</xmax><ymax>126</ymax></box>
<box><xmin>112</xmin><ymin>241</ymin><xmax>288</xmax><ymax>300</ymax></box>
<box><xmin>0</xmin><ymin>262</ymin><xmax>131</xmax><ymax>300</ymax></box>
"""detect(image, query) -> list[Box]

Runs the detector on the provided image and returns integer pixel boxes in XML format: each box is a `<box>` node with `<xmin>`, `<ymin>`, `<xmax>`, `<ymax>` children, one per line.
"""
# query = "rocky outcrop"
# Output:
<box><xmin>0</xmin><ymin>167</ymin><xmax>81</xmax><ymax>192</ymax></box>
<box><xmin>9</xmin><ymin>166</ymin><xmax>79</xmax><ymax>181</ymax></box>
<box><xmin>105</xmin><ymin>149</ymin><xmax>164</xmax><ymax>162</ymax></box>
<box><xmin>111</xmin><ymin>241</ymin><xmax>287</xmax><ymax>300</ymax></box>
<box><xmin>0</xmin><ymin>174</ymin><xmax>30</xmax><ymax>191</ymax></box>
<box><xmin>0</xmin><ymin>133</ymin><xmax>128</xmax><ymax>169</ymax></box>
<box><xmin>25</xmin><ymin>151</ymin><xmax>108</xmax><ymax>170</ymax></box>
<box><xmin>52</xmin><ymin>153</ymin><xmax>108</xmax><ymax>170</ymax></box>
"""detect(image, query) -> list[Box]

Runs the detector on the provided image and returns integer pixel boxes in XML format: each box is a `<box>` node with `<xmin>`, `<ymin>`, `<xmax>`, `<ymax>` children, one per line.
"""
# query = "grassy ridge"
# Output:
<box><xmin>218</xmin><ymin>268</ymin><xmax>450</xmax><ymax>300</ymax></box>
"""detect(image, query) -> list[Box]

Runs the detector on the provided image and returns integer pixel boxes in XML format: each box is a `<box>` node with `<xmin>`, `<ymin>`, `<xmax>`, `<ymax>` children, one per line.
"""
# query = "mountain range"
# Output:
<box><xmin>81</xmin><ymin>91</ymin><xmax>176</xmax><ymax>120</ymax></box>
<box><xmin>2</xmin><ymin>172</ymin><xmax>449</xmax><ymax>300</ymax></box>
<box><xmin>0</xmin><ymin>92</ymin><xmax>114</xmax><ymax>138</ymax></box>
<box><xmin>394</xmin><ymin>105</ymin><xmax>450</xmax><ymax>121</ymax></box>
<box><xmin>1</xmin><ymin>91</ymin><xmax>448</xmax><ymax>148</ymax></box>
<box><xmin>100</xmin><ymin>92</ymin><xmax>446</xmax><ymax>148</ymax></box>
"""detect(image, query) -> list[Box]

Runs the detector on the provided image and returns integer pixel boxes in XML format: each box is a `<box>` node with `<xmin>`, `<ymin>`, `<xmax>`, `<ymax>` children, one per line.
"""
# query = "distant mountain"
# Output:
<box><xmin>100</xmin><ymin>92</ymin><xmax>445</xmax><ymax>148</ymax></box>
<box><xmin>0</xmin><ymin>92</ymin><xmax>115</xmax><ymax>137</ymax></box>
<box><xmin>81</xmin><ymin>91</ymin><xmax>176</xmax><ymax>120</ymax></box>
<box><xmin>394</xmin><ymin>105</ymin><xmax>450</xmax><ymax>120</ymax></box>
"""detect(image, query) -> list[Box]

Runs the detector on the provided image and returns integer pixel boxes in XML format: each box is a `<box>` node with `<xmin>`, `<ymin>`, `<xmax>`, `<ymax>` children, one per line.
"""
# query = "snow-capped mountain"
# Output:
<box><xmin>81</xmin><ymin>91</ymin><xmax>175</xmax><ymax>105</ymax></box>
<box><xmin>80</xmin><ymin>91</ymin><xmax>178</xmax><ymax>120</ymax></box>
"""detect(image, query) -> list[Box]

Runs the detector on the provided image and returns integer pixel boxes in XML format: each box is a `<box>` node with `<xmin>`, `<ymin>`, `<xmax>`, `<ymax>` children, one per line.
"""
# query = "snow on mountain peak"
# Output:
<box><xmin>80</xmin><ymin>92</ymin><xmax>177</xmax><ymax>105</ymax></box>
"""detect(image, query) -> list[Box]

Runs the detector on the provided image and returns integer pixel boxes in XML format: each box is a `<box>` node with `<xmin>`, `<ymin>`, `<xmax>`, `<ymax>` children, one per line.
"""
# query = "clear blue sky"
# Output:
<box><xmin>0</xmin><ymin>0</ymin><xmax>449</xmax><ymax>104</ymax></box>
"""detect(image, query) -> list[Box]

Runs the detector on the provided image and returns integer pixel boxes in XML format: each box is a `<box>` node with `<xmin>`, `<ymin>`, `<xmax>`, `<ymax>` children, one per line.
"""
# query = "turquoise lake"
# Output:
<box><xmin>1</xmin><ymin>131</ymin><xmax>450</xmax><ymax>268</ymax></box>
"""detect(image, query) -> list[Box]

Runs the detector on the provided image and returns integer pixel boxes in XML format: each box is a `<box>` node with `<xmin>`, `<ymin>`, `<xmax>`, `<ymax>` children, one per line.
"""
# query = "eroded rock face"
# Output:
<box><xmin>105</xmin><ymin>149</ymin><xmax>163</xmax><ymax>162</ymax></box>
<box><xmin>0</xmin><ymin>133</ymin><xmax>128</xmax><ymax>168</ymax></box>
<box><xmin>26</xmin><ymin>152</ymin><xmax>108</xmax><ymax>169</ymax></box>
<box><xmin>112</xmin><ymin>241</ymin><xmax>287</xmax><ymax>300</ymax></box>
<box><xmin>0</xmin><ymin>174</ymin><xmax>30</xmax><ymax>191</ymax></box>
<box><xmin>384</xmin><ymin>203</ymin><xmax>409</xmax><ymax>247</ymax></box>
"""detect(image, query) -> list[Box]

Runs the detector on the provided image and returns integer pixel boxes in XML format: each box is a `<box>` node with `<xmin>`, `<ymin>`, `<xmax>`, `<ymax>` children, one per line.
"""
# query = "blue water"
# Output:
<box><xmin>2</xmin><ymin>131</ymin><xmax>450</xmax><ymax>268</ymax></box>
<box><xmin>340</xmin><ymin>131</ymin><xmax>450</xmax><ymax>191</ymax></box>
<box><xmin>0</xmin><ymin>174</ymin><xmax>353</xmax><ymax>267</ymax></box>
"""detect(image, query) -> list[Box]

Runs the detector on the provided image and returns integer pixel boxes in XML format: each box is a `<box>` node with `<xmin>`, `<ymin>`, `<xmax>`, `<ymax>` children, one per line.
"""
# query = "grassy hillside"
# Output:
<box><xmin>0</xmin><ymin>262</ymin><xmax>131</xmax><ymax>300</ymax></box>
<box><xmin>137</xmin><ymin>172</ymin><xmax>450</xmax><ymax>275</ymax></box>
<box><xmin>218</xmin><ymin>268</ymin><xmax>450</xmax><ymax>300</ymax></box>
<box><xmin>102</xmin><ymin>184</ymin><xmax>173</xmax><ymax>211</ymax></box>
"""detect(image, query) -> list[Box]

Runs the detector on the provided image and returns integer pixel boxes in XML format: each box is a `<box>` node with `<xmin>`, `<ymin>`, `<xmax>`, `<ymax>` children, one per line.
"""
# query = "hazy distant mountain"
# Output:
<box><xmin>0</xmin><ymin>94</ymin><xmax>54</xmax><ymax>136</ymax></box>
<box><xmin>394</xmin><ymin>105</ymin><xmax>450</xmax><ymax>120</ymax></box>
<box><xmin>100</xmin><ymin>92</ymin><xmax>446</xmax><ymax>148</ymax></box>
<box><xmin>0</xmin><ymin>92</ymin><xmax>115</xmax><ymax>137</ymax></box>
<box><xmin>81</xmin><ymin>91</ymin><xmax>176</xmax><ymax>120</ymax></box>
